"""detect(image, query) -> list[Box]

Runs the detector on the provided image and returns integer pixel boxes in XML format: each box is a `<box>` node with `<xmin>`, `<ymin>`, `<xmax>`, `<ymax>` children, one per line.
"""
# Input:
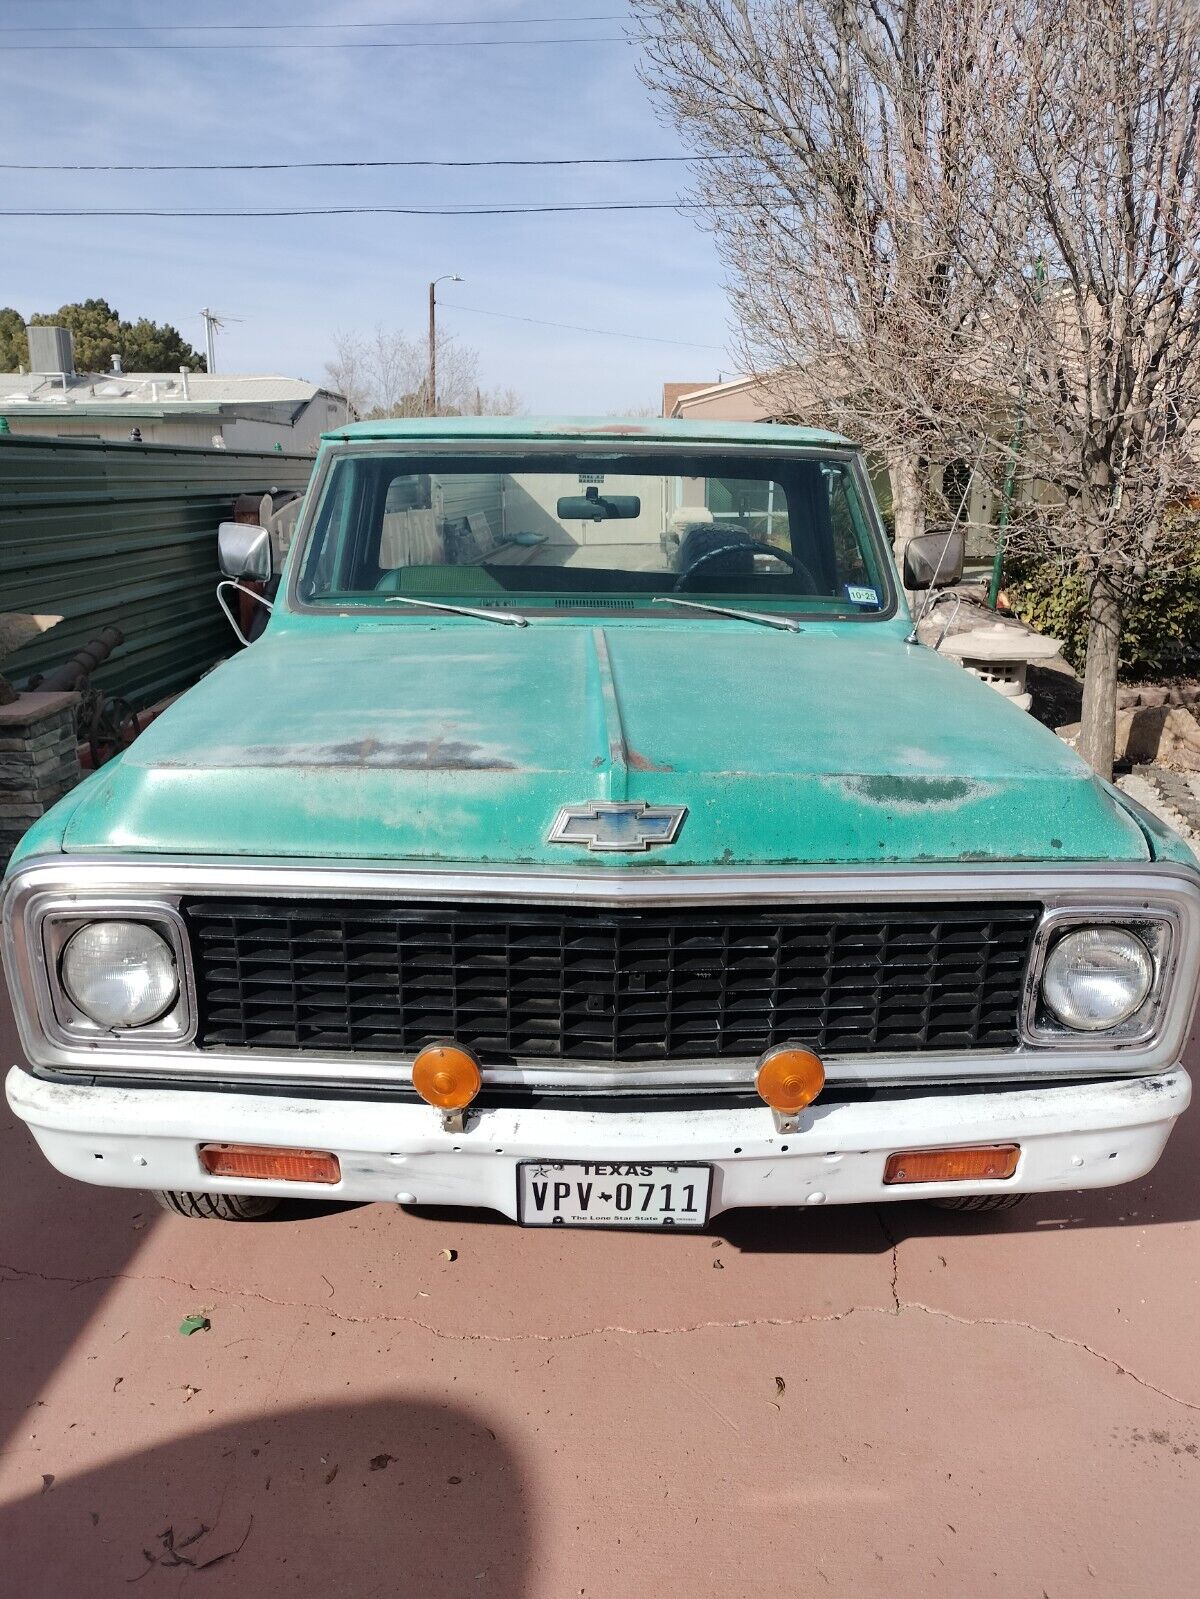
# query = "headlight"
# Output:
<box><xmin>1041</xmin><ymin>926</ymin><xmax>1153</xmax><ymax>1031</ymax></box>
<box><xmin>60</xmin><ymin>921</ymin><xmax>179</xmax><ymax>1029</ymax></box>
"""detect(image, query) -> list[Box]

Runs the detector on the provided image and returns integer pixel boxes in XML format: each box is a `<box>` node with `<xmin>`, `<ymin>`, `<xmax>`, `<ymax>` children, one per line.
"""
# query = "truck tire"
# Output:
<box><xmin>153</xmin><ymin>1189</ymin><xmax>281</xmax><ymax>1221</ymax></box>
<box><xmin>927</xmin><ymin>1193</ymin><xmax>1027</xmax><ymax>1212</ymax></box>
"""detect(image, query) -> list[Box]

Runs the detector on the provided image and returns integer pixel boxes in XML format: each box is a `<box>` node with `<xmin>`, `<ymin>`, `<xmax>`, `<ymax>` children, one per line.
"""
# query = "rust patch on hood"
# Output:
<box><xmin>625</xmin><ymin>745</ymin><xmax>673</xmax><ymax>773</ymax></box>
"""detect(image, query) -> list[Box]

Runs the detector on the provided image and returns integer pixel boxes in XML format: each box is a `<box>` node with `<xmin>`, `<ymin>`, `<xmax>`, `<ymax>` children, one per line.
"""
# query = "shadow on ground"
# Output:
<box><xmin>0</xmin><ymin>1399</ymin><xmax>529</xmax><ymax>1598</ymax></box>
<box><xmin>0</xmin><ymin>984</ymin><xmax>156</xmax><ymax>1465</ymax></box>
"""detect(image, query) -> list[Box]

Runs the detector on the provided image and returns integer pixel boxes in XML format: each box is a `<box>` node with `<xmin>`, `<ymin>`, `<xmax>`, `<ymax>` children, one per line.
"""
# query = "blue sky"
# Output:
<box><xmin>0</xmin><ymin>1</ymin><xmax>735</xmax><ymax>411</ymax></box>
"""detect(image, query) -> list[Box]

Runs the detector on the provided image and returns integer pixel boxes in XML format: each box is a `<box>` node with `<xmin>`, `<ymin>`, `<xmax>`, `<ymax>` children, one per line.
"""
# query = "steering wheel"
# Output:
<box><xmin>673</xmin><ymin>537</ymin><xmax>820</xmax><ymax>593</ymax></box>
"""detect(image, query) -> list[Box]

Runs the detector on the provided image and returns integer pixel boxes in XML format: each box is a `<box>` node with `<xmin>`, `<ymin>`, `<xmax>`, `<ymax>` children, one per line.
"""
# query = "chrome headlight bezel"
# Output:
<box><xmin>35</xmin><ymin>900</ymin><xmax>195</xmax><ymax>1048</ymax></box>
<box><xmin>1020</xmin><ymin>908</ymin><xmax>1176</xmax><ymax>1047</ymax></box>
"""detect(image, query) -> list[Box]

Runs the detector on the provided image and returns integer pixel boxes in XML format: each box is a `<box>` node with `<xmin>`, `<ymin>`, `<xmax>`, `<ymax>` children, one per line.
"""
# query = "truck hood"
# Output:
<box><xmin>62</xmin><ymin>621</ymin><xmax>1148</xmax><ymax>867</ymax></box>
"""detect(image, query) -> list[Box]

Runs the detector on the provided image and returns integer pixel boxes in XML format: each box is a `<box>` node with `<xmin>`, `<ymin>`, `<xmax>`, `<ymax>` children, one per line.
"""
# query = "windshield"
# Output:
<box><xmin>295</xmin><ymin>449</ymin><xmax>891</xmax><ymax>616</ymax></box>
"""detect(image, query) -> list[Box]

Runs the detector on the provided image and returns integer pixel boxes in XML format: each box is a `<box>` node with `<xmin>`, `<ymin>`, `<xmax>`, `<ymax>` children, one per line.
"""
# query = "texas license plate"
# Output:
<box><xmin>517</xmin><ymin>1161</ymin><xmax>712</xmax><ymax>1229</ymax></box>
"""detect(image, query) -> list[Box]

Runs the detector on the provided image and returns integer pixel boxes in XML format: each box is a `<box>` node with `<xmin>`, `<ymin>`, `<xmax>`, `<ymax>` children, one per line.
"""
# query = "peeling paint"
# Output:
<box><xmin>42</xmin><ymin>602</ymin><xmax>1154</xmax><ymax>868</ymax></box>
<box><xmin>162</xmin><ymin>736</ymin><xmax>516</xmax><ymax>772</ymax></box>
<box><xmin>841</xmin><ymin>774</ymin><xmax>991</xmax><ymax>811</ymax></box>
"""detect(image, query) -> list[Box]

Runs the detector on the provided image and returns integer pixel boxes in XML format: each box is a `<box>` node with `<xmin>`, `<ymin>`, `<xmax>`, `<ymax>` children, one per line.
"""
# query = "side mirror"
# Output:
<box><xmin>902</xmin><ymin>529</ymin><xmax>964</xmax><ymax>590</ymax></box>
<box><xmin>218</xmin><ymin>522</ymin><xmax>272</xmax><ymax>581</ymax></box>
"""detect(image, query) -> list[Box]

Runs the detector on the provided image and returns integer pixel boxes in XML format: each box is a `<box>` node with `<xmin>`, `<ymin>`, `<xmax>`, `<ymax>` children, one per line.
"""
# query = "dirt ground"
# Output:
<box><xmin>1</xmin><ymin>978</ymin><xmax>1197</xmax><ymax>1599</ymax></box>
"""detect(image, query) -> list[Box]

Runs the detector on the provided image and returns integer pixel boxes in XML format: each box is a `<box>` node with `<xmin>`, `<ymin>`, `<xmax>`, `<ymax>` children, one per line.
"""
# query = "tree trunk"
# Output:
<box><xmin>888</xmin><ymin>450</ymin><xmax>927</xmax><ymax>608</ymax></box>
<box><xmin>1077</xmin><ymin>572</ymin><xmax>1122</xmax><ymax>780</ymax></box>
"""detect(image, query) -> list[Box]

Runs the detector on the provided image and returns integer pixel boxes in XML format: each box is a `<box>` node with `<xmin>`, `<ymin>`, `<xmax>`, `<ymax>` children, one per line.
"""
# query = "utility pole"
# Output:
<box><xmin>427</xmin><ymin>274</ymin><xmax>462</xmax><ymax>415</ymax></box>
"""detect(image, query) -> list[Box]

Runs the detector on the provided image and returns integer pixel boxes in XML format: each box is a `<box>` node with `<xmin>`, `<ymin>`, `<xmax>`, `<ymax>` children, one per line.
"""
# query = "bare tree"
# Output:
<box><xmin>992</xmin><ymin>0</ymin><xmax>1200</xmax><ymax>777</ymax></box>
<box><xmin>324</xmin><ymin>330</ymin><xmax>372</xmax><ymax>418</ymax></box>
<box><xmin>325</xmin><ymin>327</ymin><xmax>524</xmax><ymax>419</ymax></box>
<box><xmin>637</xmin><ymin>0</ymin><xmax>1200</xmax><ymax>780</ymax></box>
<box><xmin>633</xmin><ymin>0</ymin><xmax>1023</xmax><ymax>564</ymax></box>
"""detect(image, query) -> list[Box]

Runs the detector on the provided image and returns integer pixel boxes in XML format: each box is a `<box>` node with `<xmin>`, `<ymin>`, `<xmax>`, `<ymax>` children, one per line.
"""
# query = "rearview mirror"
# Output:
<box><xmin>902</xmin><ymin>529</ymin><xmax>964</xmax><ymax>590</ymax></box>
<box><xmin>556</xmin><ymin>494</ymin><xmax>641</xmax><ymax>521</ymax></box>
<box><xmin>218</xmin><ymin>522</ymin><xmax>272</xmax><ymax>581</ymax></box>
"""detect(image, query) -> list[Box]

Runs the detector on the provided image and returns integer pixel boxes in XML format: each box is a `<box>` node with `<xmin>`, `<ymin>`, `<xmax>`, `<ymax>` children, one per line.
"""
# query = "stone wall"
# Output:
<box><xmin>0</xmin><ymin>692</ymin><xmax>80</xmax><ymax>869</ymax></box>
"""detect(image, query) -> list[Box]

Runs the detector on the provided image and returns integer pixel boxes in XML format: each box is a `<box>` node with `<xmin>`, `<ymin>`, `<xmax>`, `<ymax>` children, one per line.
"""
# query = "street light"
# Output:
<box><xmin>428</xmin><ymin>274</ymin><xmax>463</xmax><ymax>415</ymax></box>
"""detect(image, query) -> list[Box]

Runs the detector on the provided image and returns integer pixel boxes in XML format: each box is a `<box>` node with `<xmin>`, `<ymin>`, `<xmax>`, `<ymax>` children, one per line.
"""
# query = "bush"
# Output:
<box><xmin>1003</xmin><ymin>519</ymin><xmax>1200</xmax><ymax>681</ymax></box>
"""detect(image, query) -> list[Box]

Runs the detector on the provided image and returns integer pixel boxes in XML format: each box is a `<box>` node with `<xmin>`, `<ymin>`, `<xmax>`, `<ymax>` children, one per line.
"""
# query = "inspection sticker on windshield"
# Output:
<box><xmin>518</xmin><ymin>1161</ymin><xmax>711</xmax><ymax>1228</ymax></box>
<box><xmin>844</xmin><ymin>584</ymin><xmax>880</xmax><ymax>606</ymax></box>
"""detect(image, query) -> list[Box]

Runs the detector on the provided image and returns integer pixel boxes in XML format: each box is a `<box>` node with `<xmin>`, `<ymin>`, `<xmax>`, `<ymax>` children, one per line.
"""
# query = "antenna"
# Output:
<box><xmin>198</xmin><ymin>307</ymin><xmax>242</xmax><ymax>373</ymax></box>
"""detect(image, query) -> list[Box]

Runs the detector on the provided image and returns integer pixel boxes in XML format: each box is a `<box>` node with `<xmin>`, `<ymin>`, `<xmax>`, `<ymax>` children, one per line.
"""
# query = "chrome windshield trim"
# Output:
<box><xmin>5</xmin><ymin>855</ymin><xmax>1199</xmax><ymax>1089</ymax></box>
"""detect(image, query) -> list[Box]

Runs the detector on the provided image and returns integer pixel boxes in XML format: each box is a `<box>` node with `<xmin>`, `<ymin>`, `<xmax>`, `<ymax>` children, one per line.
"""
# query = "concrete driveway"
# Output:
<box><xmin>1</xmin><ymin>978</ymin><xmax>1196</xmax><ymax>1599</ymax></box>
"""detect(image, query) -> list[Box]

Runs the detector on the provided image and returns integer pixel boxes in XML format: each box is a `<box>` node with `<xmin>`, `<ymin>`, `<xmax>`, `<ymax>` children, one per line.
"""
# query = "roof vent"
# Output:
<box><xmin>26</xmin><ymin>325</ymin><xmax>75</xmax><ymax>377</ymax></box>
<box><xmin>111</xmin><ymin>352</ymin><xmax>123</xmax><ymax>374</ymax></box>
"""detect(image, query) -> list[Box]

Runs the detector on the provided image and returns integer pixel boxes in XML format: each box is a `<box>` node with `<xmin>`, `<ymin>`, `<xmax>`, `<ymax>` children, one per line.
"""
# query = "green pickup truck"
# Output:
<box><xmin>3</xmin><ymin>418</ymin><xmax>1196</xmax><ymax>1229</ymax></box>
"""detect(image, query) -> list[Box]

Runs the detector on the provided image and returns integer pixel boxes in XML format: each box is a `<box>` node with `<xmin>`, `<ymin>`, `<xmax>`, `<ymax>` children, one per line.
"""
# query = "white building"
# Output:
<box><xmin>0</xmin><ymin>327</ymin><xmax>348</xmax><ymax>452</ymax></box>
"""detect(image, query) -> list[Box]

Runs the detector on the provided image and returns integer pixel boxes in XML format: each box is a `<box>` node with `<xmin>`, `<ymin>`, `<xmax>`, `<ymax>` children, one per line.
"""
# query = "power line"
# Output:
<box><xmin>0</xmin><ymin>201</ymin><xmax>727</xmax><ymax>217</ymax></box>
<box><xmin>0</xmin><ymin>35</ymin><xmax>633</xmax><ymax>52</ymax></box>
<box><xmin>442</xmin><ymin>300</ymin><xmax>728</xmax><ymax>351</ymax></box>
<box><xmin>0</xmin><ymin>14</ymin><xmax>627</xmax><ymax>30</ymax></box>
<box><xmin>0</xmin><ymin>154</ymin><xmax>726</xmax><ymax>173</ymax></box>
<box><xmin>2</xmin><ymin>12</ymin><xmax>630</xmax><ymax>30</ymax></box>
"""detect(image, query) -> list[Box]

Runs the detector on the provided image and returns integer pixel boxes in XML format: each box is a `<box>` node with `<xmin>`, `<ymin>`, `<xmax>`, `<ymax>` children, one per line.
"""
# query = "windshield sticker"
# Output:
<box><xmin>844</xmin><ymin>584</ymin><xmax>880</xmax><ymax>607</ymax></box>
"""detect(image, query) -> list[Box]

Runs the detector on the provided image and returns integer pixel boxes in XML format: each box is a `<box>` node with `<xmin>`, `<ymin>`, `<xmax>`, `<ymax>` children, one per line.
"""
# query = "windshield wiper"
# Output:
<box><xmin>384</xmin><ymin>595</ymin><xmax>528</xmax><ymax>627</ymax></box>
<box><xmin>651</xmin><ymin>597</ymin><xmax>802</xmax><ymax>633</ymax></box>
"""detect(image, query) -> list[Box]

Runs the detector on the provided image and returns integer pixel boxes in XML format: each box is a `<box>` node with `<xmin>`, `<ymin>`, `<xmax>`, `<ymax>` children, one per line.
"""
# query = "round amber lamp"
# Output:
<box><xmin>755</xmin><ymin>1045</ymin><xmax>825</xmax><ymax>1113</ymax></box>
<box><xmin>412</xmin><ymin>1044</ymin><xmax>483</xmax><ymax>1110</ymax></box>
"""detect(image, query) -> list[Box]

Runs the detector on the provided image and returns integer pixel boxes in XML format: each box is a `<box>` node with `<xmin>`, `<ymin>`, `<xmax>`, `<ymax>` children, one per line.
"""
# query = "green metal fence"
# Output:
<box><xmin>0</xmin><ymin>435</ymin><xmax>313</xmax><ymax>708</ymax></box>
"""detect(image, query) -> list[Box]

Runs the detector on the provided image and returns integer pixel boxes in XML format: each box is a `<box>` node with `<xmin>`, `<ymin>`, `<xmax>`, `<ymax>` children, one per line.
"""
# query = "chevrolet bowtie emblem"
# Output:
<box><xmin>548</xmin><ymin>801</ymin><xmax>687</xmax><ymax>853</ymax></box>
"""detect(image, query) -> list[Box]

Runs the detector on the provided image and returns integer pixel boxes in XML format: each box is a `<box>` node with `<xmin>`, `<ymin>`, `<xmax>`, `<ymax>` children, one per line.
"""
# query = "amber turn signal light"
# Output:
<box><xmin>412</xmin><ymin>1043</ymin><xmax>483</xmax><ymax>1111</ymax></box>
<box><xmin>199</xmin><ymin>1143</ymin><xmax>341</xmax><ymax>1184</ymax></box>
<box><xmin>755</xmin><ymin>1045</ymin><xmax>825</xmax><ymax>1113</ymax></box>
<box><xmin>883</xmin><ymin>1145</ymin><xmax>1020</xmax><ymax>1185</ymax></box>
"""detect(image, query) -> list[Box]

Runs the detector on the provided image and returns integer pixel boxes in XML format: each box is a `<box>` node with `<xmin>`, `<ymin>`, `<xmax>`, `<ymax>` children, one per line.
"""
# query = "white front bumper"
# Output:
<box><xmin>6</xmin><ymin>1065</ymin><xmax>1190</xmax><ymax>1219</ymax></box>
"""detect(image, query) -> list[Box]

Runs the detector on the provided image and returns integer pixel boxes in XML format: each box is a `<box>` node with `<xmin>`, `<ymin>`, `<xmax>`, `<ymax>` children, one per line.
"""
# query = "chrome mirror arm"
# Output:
<box><xmin>216</xmin><ymin>579</ymin><xmax>273</xmax><ymax>648</ymax></box>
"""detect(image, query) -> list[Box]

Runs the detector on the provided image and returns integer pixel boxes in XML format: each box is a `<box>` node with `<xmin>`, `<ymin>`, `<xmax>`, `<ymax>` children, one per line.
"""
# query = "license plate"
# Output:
<box><xmin>517</xmin><ymin>1161</ymin><xmax>712</xmax><ymax>1229</ymax></box>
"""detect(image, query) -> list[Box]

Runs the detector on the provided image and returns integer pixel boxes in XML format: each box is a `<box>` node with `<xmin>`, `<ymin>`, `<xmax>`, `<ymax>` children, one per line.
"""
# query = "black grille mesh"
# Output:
<box><xmin>183</xmin><ymin>898</ymin><xmax>1041</xmax><ymax>1063</ymax></box>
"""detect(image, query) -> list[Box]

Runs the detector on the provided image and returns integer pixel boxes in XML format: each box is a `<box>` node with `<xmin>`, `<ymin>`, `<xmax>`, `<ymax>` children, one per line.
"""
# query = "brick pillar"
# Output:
<box><xmin>0</xmin><ymin>691</ymin><xmax>81</xmax><ymax>869</ymax></box>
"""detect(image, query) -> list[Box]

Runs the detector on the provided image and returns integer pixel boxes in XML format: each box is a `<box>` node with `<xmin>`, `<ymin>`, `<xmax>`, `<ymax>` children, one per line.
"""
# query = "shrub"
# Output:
<box><xmin>1003</xmin><ymin>514</ymin><xmax>1200</xmax><ymax>681</ymax></box>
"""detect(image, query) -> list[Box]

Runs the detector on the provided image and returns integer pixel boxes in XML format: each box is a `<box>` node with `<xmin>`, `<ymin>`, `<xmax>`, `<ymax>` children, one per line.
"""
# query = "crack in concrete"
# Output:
<box><xmin>874</xmin><ymin>1207</ymin><xmax>901</xmax><ymax>1313</ymax></box>
<box><xmin>3</xmin><ymin>1260</ymin><xmax>1197</xmax><ymax>1416</ymax></box>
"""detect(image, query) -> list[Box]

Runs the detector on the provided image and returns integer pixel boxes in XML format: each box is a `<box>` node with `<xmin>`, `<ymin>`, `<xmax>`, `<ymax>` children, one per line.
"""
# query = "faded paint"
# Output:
<box><xmin>6</xmin><ymin>1061</ymin><xmax>1191</xmax><ymax>1210</ymax></box>
<box><xmin>7</xmin><ymin>415</ymin><xmax>1189</xmax><ymax>874</ymax></box>
<box><xmin>161</xmin><ymin>735</ymin><xmax>516</xmax><ymax>772</ymax></box>
<box><xmin>321</xmin><ymin>414</ymin><xmax>853</xmax><ymax>451</ymax></box>
<box><xmin>840</xmin><ymin>775</ymin><xmax>994</xmax><ymax>811</ymax></box>
<box><xmin>30</xmin><ymin>617</ymin><xmax>1152</xmax><ymax>869</ymax></box>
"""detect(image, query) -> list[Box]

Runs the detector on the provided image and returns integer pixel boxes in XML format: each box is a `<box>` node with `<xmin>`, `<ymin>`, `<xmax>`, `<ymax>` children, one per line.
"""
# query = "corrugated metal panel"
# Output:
<box><xmin>0</xmin><ymin>435</ymin><xmax>312</xmax><ymax>708</ymax></box>
<box><xmin>435</xmin><ymin>472</ymin><xmax>505</xmax><ymax>535</ymax></box>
